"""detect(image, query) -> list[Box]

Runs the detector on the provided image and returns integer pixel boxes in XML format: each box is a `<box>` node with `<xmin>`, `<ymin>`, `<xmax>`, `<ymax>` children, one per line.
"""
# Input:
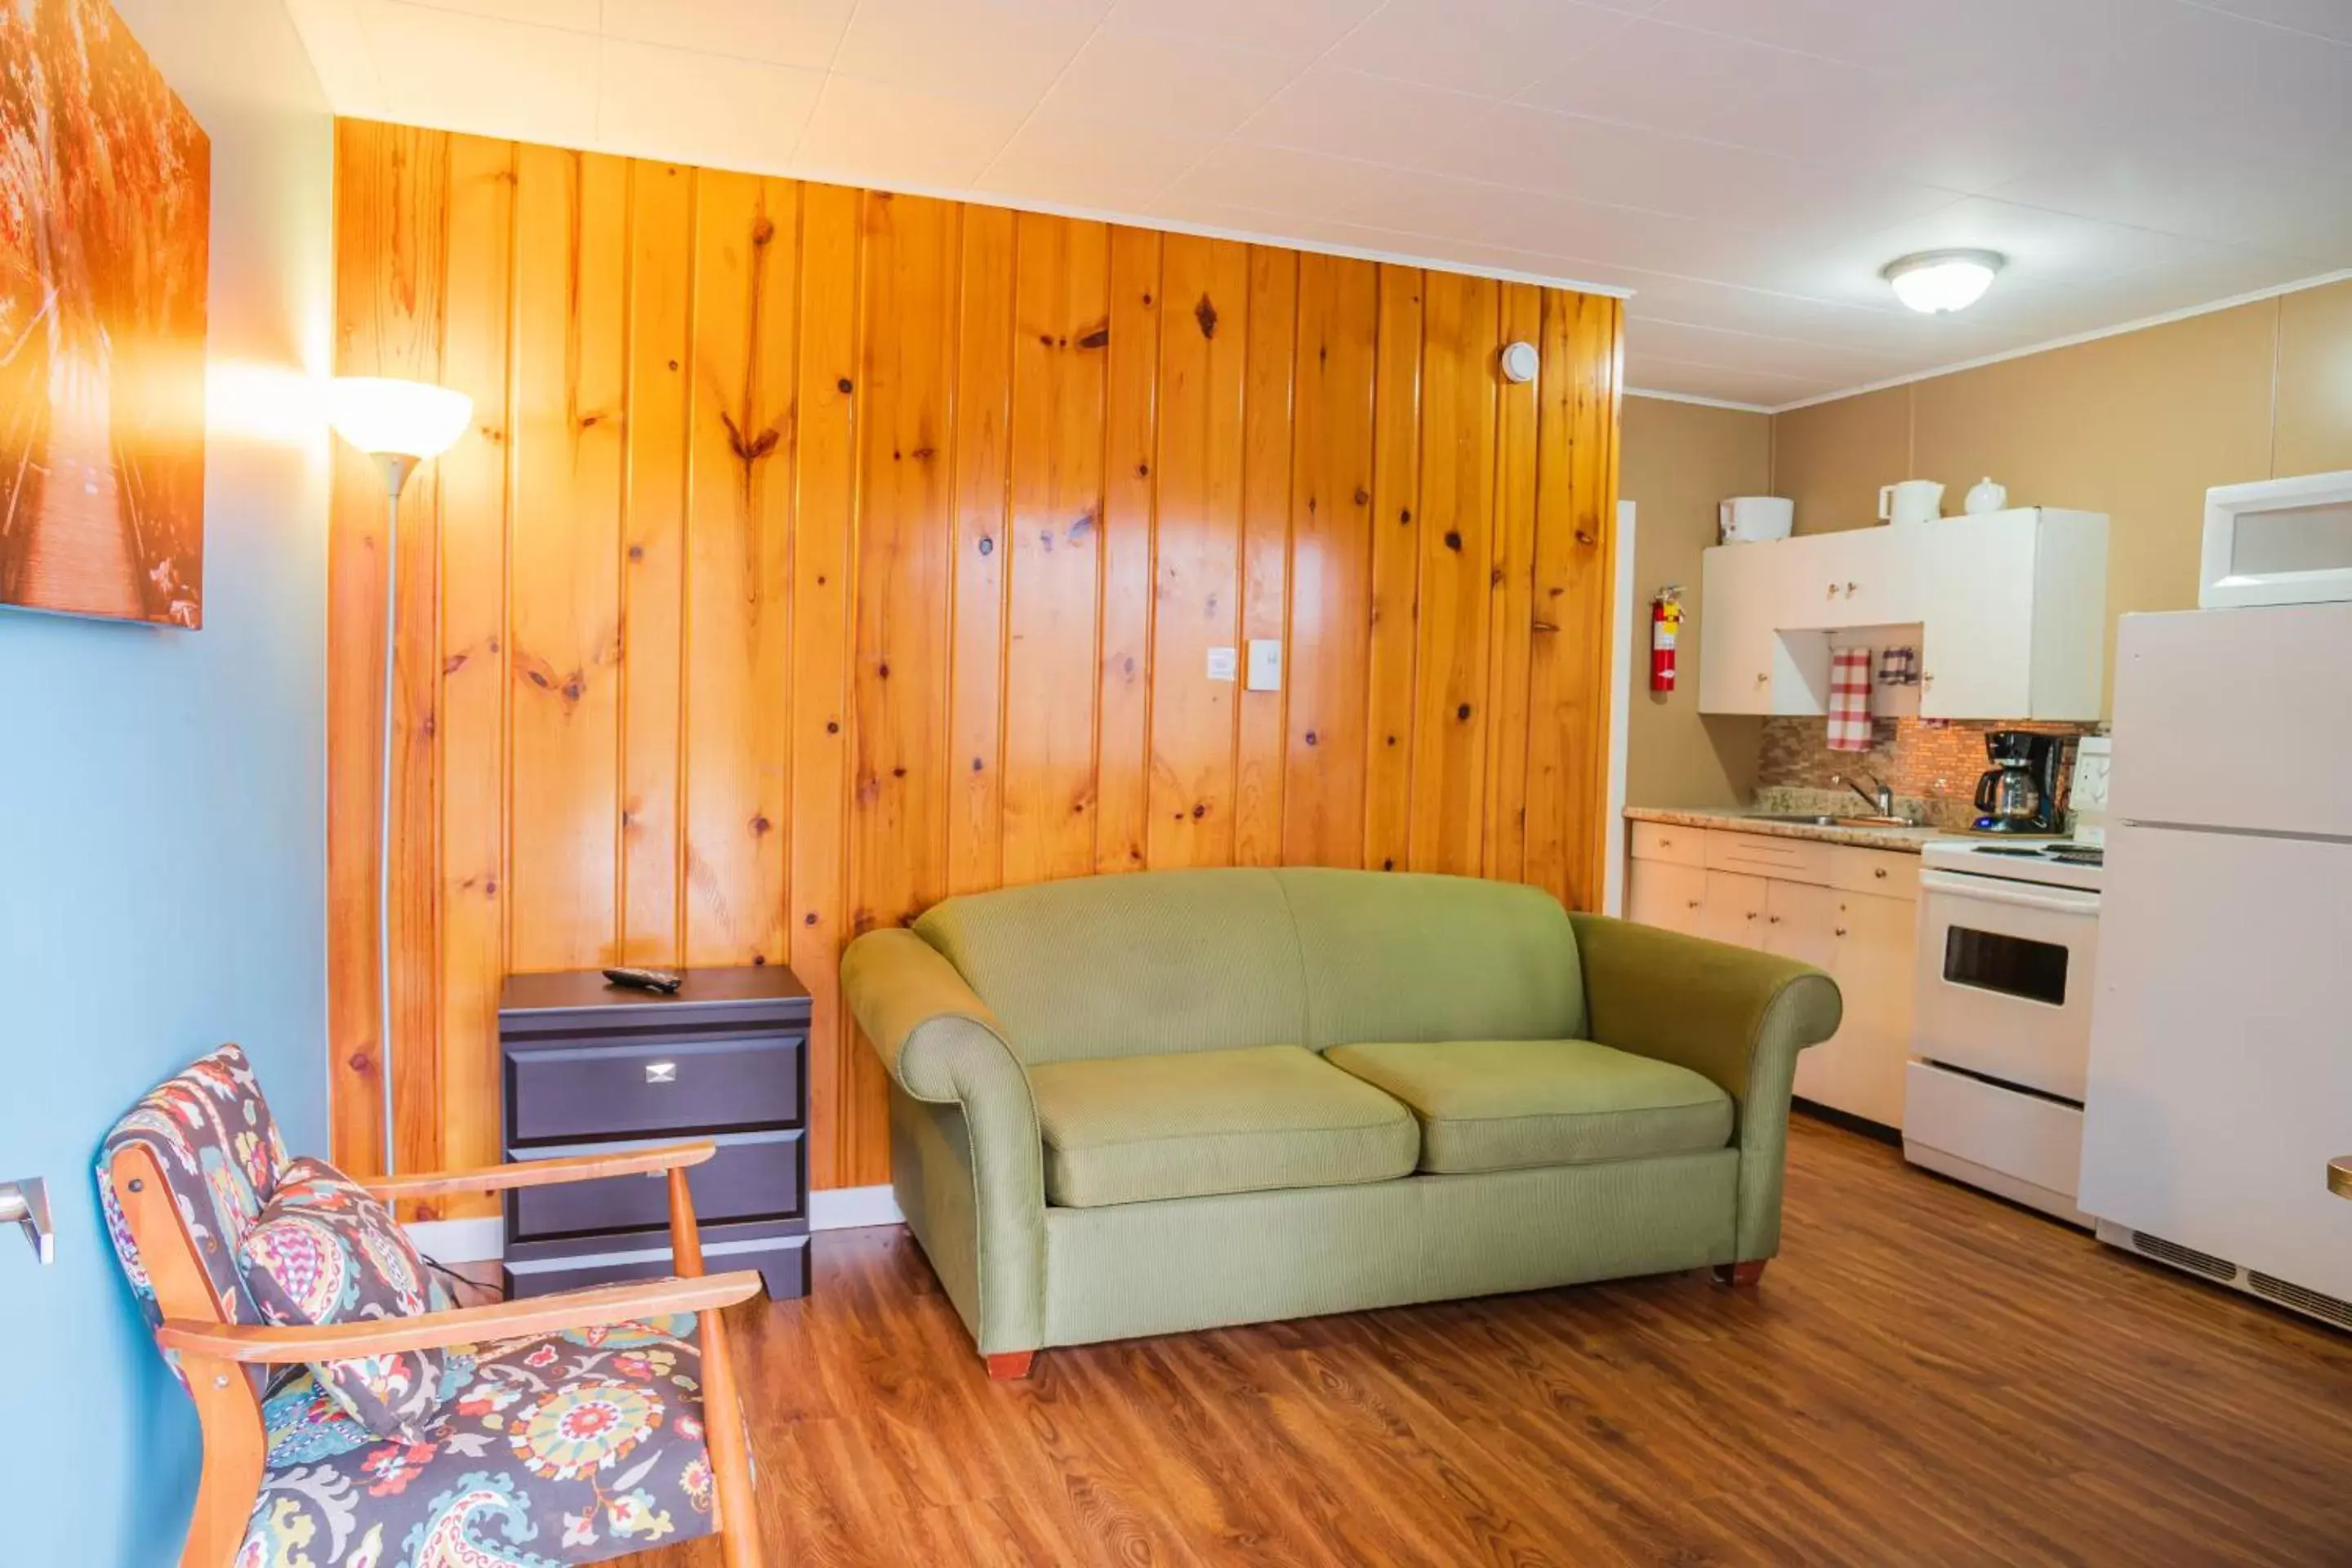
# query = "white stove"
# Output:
<box><xmin>1904</xmin><ymin>835</ymin><xmax>2105</xmax><ymax>1224</ymax></box>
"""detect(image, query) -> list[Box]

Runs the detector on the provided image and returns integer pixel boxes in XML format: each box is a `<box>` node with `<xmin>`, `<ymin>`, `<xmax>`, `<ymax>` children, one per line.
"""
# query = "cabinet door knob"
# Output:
<box><xmin>1835</xmin><ymin>926</ymin><xmax>1849</xmax><ymax>938</ymax></box>
<box><xmin>1686</xmin><ymin>899</ymin><xmax>1701</xmax><ymax>909</ymax></box>
<box><xmin>1845</xmin><ymin>581</ymin><xmax>1857</xmax><ymax>594</ymax></box>
<box><xmin>1767</xmin><ymin>914</ymin><xmax>1783</xmax><ymax>924</ymax></box>
<box><xmin>1922</xmin><ymin>674</ymin><xmax>1935</xmax><ymax>688</ymax></box>
<box><xmin>1745</xmin><ymin>911</ymin><xmax>1758</xmax><ymax>920</ymax></box>
<box><xmin>1825</xmin><ymin>582</ymin><xmax>1837</xmax><ymax>598</ymax></box>
<box><xmin>1873</xmin><ymin>867</ymin><xmax>1887</xmax><ymax>880</ymax></box>
<box><xmin>1754</xmin><ymin>672</ymin><xmax>1769</xmax><ymax>685</ymax></box>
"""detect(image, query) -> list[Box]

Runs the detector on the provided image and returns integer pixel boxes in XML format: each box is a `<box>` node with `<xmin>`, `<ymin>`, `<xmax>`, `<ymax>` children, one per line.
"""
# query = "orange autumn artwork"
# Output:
<box><xmin>0</xmin><ymin>0</ymin><xmax>209</xmax><ymax>626</ymax></box>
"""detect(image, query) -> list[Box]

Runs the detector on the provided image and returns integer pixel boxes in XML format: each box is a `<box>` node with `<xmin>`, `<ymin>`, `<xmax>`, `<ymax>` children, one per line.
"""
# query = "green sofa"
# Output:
<box><xmin>840</xmin><ymin>866</ymin><xmax>1840</xmax><ymax>1376</ymax></box>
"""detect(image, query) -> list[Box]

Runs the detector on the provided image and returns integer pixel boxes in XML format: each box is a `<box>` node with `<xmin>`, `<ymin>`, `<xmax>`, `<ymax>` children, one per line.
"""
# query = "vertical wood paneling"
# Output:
<box><xmin>328</xmin><ymin>120</ymin><xmax>446</xmax><ymax>1179</ymax></box>
<box><xmin>331</xmin><ymin>124</ymin><xmax>1623</xmax><ymax>1195</ymax></box>
<box><xmin>851</xmin><ymin>192</ymin><xmax>959</xmax><ymax>938</ymax></box>
<box><xmin>434</xmin><ymin>134</ymin><xmax>514</xmax><ymax>1211</ymax></box>
<box><xmin>1483</xmin><ymin>281</ymin><xmax>1544</xmax><ymax>883</ymax></box>
<box><xmin>787</xmin><ymin>181</ymin><xmax>862</xmax><ymax>1187</ymax></box>
<box><xmin>1232</xmin><ymin>246</ymin><xmax>1297</xmax><ymax>868</ymax></box>
<box><xmin>1094</xmin><ymin>226</ymin><xmax>1161</xmax><ymax>875</ymax></box>
<box><xmin>1363</xmin><ymin>265</ymin><xmax>1423</xmax><ymax>875</ymax></box>
<box><xmin>1282</xmin><ymin>253</ymin><xmax>1379</xmax><ymax>868</ymax></box>
<box><xmin>946</xmin><ymin>206</ymin><xmax>1016</xmax><ymax>898</ymax></box>
<box><xmin>1147</xmin><ymin>234</ymin><xmax>1248</xmax><ymax>869</ymax></box>
<box><xmin>1410</xmin><ymin>271</ymin><xmax>1500</xmax><ymax>877</ymax></box>
<box><xmin>619</xmin><ymin>161</ymin><xmax>691</xmax><ymax>965</ymax></box>
<box><xmin>1526</xmin><ymin>291</ymin><xmax>1623</xmax><ymax>911</ymax></box>
<box><xmin>683</xmin><ymin>172</ymin><xmax>796</xmax><ymax>968</ymax></box>
<box><xmin>506</xmin><ymin>145</ymin><xmax>629</xmax><ymax>972</ymax></box>
<box><xmin>1002</xmin><ymin>213</ymin><xmax>1108</xmax><ymax>887</ymax></box>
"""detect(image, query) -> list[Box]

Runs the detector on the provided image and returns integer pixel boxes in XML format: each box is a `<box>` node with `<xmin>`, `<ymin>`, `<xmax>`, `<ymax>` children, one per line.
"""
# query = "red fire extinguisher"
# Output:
<box><xmin>1650</xmin><ymin>587</ymin><xmax>1683</xmax><ymax>693</ymax></box>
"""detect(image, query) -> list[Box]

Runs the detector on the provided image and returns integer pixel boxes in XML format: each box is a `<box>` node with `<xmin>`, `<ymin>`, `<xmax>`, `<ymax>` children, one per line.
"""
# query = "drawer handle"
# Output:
<box><xmin>1873</xmin><ymin>867</ymin><xmax>1888</xmax><ymax>880</ymax></box>
<box><xmin>645</xmin><ymin>1062</ymin><xmax>678</xmax><ymax>1085</ymax></box>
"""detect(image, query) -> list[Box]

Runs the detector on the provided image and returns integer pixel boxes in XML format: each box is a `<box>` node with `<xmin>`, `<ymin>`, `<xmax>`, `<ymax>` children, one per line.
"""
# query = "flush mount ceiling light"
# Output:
<box><xmin>1882</xmin><ymin>249</ymin><xmax>2006</xmax><ymax>314</ymax></box>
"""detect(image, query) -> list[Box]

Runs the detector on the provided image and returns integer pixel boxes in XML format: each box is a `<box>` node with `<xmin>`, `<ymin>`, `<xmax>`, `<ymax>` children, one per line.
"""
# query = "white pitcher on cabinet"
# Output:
<box><xmin>1879</xmin><ymin>479</ymin><xmax>1944</xmax><ymax>527</ymax></box>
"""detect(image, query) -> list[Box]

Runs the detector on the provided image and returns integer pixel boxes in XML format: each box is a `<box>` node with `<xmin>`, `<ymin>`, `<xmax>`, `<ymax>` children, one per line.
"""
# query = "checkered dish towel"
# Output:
<box><xmin>1827</xmin><ymin>647</ymin><xmax>1874</xmax><ymax>752</ymax></box>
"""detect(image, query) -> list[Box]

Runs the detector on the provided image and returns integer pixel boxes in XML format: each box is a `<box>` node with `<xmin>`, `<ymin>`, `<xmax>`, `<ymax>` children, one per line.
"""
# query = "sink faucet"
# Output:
<box><xmin>1845</xmin><ymin>773</ymin><xmax>1895</xmax><ymax>817</ymax></box>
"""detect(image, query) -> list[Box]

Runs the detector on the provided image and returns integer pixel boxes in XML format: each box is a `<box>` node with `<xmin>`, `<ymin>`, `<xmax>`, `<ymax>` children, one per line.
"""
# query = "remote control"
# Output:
<box><xmin>603</xmin><ymin>966</ymin><xmax>684</xmax><ymax>995</ymax></box>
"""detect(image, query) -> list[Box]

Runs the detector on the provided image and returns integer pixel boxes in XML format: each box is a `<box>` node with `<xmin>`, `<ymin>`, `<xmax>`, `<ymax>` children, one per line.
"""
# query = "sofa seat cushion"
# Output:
<box><xmin>1028</xmin><ymin>1045</ymin><xmax>1419</xmax><ymax>1208</ymax></box>
<box><xmin>1323</xmin><ymin>1040</ymin><xmax>1734</xmax><ymax>1175</ymax></box>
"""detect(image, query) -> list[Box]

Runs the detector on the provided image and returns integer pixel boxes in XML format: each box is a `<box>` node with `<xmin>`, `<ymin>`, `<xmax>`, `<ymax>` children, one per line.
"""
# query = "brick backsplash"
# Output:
<box><xmin>1757</xmin><ymin>717</ymin><xmax>2097</xmax><ymax>828</ymax></box>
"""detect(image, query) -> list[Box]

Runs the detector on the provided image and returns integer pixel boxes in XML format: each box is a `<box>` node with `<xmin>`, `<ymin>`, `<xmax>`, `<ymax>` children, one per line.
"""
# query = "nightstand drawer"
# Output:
<box><xmin>508</xmin><ymin>1035</ymin><xmax>804</xmax><ymax>1145</ymax></box>
<box><xmin>508</xmin><ymin>1131</ymin><xmax>804</xmax><ymax>1242</ymax></box>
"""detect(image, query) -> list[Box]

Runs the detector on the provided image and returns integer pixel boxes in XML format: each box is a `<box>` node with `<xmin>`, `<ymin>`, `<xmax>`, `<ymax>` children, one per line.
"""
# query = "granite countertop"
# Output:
<box><xmin>1623</xmin><ymin>804</ymin><xmax>1952</xmax><ymax>854</ymax></box>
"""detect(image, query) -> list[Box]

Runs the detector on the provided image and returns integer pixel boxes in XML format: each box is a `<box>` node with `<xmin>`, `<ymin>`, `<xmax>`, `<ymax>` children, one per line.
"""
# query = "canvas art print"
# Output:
<box><xmin>0</xmin><ymin>0</ymin><xmax>209</xmax><ymax>626</ymax></box>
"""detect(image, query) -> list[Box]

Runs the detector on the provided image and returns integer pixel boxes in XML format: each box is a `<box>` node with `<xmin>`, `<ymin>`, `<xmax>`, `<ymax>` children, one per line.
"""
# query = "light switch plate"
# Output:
<box><xmin>1206</xmin><ymin>646</ymin><xmax>1238</xmax><ymax>682</ymax></box>
<box><xmin>1246</xmin><ymin>639</ymin><xmax>1281</xmax><ymax>692</ymax></box>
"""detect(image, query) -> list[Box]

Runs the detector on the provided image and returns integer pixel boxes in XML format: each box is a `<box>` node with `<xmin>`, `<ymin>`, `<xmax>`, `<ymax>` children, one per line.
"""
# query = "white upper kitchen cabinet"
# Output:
<box><xmin>1697</xmin><ymin>543</ymin><xmax>1833</xmax><ymax>716</ymax></box>
<box><xmin>1697</xmin><ymin>508</ymin><xmax>2105</xmax><ymax>721</ymax></box>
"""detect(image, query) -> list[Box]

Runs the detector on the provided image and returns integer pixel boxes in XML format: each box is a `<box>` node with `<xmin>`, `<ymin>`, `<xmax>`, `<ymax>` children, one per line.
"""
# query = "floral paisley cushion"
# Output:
<box><xmin>238</xmin><ymin>1156</ymin><xmax>454</xmax><ymax>1441</ymax></box>
<box><xmin>243</xmin><ymin>1315</ymin><xmax>719</xmax><ymax>1568</ymax></box>
<box><xmin>97</xmin><ymin>1043</ymin><xmax>292</xmax><ymax>1342</ymax></box>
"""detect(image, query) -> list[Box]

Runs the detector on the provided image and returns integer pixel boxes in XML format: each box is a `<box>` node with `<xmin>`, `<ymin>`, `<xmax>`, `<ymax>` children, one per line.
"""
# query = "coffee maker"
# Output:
<box><xmin>1971</xmin><ymin>730</ymin><xmax>2065</xmax><ymax>835</ymax></box>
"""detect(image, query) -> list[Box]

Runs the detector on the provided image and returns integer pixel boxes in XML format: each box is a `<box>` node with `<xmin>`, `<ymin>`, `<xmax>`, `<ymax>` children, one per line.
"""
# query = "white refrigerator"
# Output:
<box><xmin>2078</xmin><ymin>599</ymin><xmax>2352</xmax><ymax>1322</ymax></box>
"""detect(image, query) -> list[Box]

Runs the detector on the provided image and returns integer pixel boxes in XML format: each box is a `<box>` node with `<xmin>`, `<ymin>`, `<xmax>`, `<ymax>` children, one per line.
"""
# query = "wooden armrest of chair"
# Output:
<box><xmin>360</xmin><ymin>1141</ymin><xmax>719</xmax><ymax>1201</ymax></box>
<box><xmin>156</xmin><ymin>1270</ymin><xmax>765</xmax><ymax>1364</ymax></box>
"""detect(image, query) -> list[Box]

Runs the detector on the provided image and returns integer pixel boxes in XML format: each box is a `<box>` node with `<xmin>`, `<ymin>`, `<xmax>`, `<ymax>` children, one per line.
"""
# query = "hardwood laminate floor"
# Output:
<box><xmin>650</xmin><ymin>1116</ymin><xmax>2352</xmax><ymax>1566</ymax></box>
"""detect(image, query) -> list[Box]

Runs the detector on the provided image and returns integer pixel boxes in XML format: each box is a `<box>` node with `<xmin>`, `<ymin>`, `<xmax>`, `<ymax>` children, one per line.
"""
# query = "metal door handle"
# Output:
<box><xmin>645</xmin><ymin>1062</ymin><xmax>677</xmax><ymax>1085</ymax></box>
<box><xmin>0</xmin><ymin>1178</ymin><xmax>53</xmax><ymax>1265</ymax></box>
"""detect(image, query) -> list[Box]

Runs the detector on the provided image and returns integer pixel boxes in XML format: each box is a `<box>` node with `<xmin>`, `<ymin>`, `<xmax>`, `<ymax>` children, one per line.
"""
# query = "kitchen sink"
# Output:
<box><xmin>1751</xmin><ymin>812</ymin><xmax>1913</xmax><ymax>829</ymax></box>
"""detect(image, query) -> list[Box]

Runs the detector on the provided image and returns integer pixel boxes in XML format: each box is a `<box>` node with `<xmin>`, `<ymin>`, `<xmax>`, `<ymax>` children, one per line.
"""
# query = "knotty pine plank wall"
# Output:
<box><xmin>327</xmin><ymin>121</ymin><xmax>1623</xmax><ymax>1209</ymax></box>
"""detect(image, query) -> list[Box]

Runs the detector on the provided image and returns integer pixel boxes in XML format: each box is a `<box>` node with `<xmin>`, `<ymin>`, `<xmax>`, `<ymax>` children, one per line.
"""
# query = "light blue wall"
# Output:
<box><xmin>0</xmin><ymin>4</ymin><xmax>330</xmax><ymax>1561</ymax></box>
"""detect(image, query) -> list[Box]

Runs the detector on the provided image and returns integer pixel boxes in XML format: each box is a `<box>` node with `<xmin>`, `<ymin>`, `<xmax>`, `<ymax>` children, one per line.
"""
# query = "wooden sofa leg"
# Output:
<box><xmin>987</xmin><ymin>1351</ymin><xmax>1036</xmax><ymax>1380</ymax></box>
<box><xmin>1713</xmin><ymin>1260</ymin><xmax>1767</xmax><ymax>1288</ymax></box>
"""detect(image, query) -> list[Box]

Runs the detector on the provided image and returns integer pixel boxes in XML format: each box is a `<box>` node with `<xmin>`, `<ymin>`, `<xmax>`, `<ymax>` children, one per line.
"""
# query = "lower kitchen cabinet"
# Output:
<box><xmin>1626</xmin><ymin>826</ymin><xmax>1919</xmax><ymax>1130</ymax></box>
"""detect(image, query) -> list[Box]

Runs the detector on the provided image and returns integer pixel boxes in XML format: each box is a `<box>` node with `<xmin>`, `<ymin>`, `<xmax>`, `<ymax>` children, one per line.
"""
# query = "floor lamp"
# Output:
<box><xmin>326</xmin><ymin>376</ymin><xmax>474</xmax><ymax>1174</ymax></box>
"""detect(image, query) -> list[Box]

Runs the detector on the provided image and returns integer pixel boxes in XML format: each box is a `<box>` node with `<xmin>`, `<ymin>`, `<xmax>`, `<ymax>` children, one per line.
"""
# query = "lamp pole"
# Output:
<box><xmin>373</xmin><ymin>452</ymin><xmax>420</xmax><ymax>1176</ymax></box>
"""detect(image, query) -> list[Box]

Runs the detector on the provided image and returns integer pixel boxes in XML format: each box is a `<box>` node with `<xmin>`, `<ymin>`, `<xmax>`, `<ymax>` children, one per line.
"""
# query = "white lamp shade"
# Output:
<box><xmin>326</xmin><ymin>376</ymin><xmax>474</xmax><ymax>461</ymax></box>
<box><xmin>1882</xmin><ymin>250</ymin><xmax>2004</xmax><ymax>315</ymax></box>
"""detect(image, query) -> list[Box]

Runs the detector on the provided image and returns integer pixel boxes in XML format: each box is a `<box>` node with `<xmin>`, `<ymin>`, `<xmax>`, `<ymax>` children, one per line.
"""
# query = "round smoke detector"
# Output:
<box><xmin>1499</xmin><ymin>341</ymin><xmax>1539</xmax><ymax>383</ymax></box>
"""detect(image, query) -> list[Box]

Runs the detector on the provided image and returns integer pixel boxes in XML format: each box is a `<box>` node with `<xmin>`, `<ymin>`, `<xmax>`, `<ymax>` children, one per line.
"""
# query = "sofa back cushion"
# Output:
<box><xmin>912</xmin><ymin>866</ymin><xmax>1584</xmax><ymax>1063</ymax></box>
<box><xmin>1277</xmin><ymin>868</ymin><xmax>1585</xmax><ymax>1046</ymax></box>
<box><xmin>914</xmin><ymin>868</ymin><xmax>1307</xmax><ymax>1064</ymax></box>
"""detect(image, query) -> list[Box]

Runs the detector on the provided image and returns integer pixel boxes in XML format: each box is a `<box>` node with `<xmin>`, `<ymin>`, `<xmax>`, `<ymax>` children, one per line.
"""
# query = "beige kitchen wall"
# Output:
<box><xmin>1620</xmin><ymin>394</ymin><xmax>1767</xmax><ymax>808</ymax></box>
<box><xmin>1770</xmin><ymin>276</ymin><xmax>2352</xmax><ymax>710</ymax></box>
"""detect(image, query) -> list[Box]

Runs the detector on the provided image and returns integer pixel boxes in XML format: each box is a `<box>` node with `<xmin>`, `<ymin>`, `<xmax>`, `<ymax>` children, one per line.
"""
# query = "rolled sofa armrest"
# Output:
<box><xmin>1568</xmin><ymin>913</ymin><xmax>1842</xmax><ymax>1260</ymax></box>
<box><xmin>840</xmin><ymin>927</ymin><xmax>1046</xmax><ymax>1352</ymax></box>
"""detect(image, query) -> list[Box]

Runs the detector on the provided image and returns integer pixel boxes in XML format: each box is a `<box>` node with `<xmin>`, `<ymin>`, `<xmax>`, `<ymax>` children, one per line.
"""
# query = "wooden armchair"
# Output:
<box><xmin>100</xmin><ymin>1045</ymin><xmax>768</xmax><ymax>1568</ymax></box>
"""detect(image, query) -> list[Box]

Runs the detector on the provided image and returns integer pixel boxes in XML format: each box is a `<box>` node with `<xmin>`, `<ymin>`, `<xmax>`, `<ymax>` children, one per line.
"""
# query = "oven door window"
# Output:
<box><xmin>1942</xmin><ymin>924</ymin><xmax>2069</xmax><ymax>1006</ymax></box>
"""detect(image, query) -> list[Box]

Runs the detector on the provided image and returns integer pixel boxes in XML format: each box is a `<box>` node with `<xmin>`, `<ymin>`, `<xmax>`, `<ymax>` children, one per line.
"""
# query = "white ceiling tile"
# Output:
<box><xmin>791</xmin><ymin>75</ymin><xmax>1029</xmax><ymax>192</ymax></box>
<box><xmin>1100</xmin><ymin>0</ymin><xmax>1387</xmax><ymax>69</ymax></box>
<box><xmin>1646</xmin><ymin>0</ymin><xmax>2194</xmax><ymax>95</ymax></box>
<box><xmin>1156</xmin><ymin>143</ymin><xmax>1399</xmax><ymax>225</ymax></box>
<box><xmin>1027</xmin><ymin>23</ymin><xmax>1297</xmax><ymax>138</ymax></box>
<box><xmin>404</xmin><ymin>0</ymin><xmax>596</xmax><ymax>27</ymax></box>
<box><xmin>1234</xmin><ymin>65</ymin><xmax>1497</xmax><ymax>168</ymax></box>
<box><xmin>2178</xmin><ymin>0</ymin><xmax>2352</xmax><ymax>43</ymax></box>
<box><xmin>1415</xmin><ymin>104</ymin><xmax>1963</xmax><ymax>239</ymax></box>
<box><xmin>358</xmin><ymin>1</ymin><xmax>599</xmax><ymax>146</ymax></box>
<box><xmin>599</xmin><ymin>0</ymin><xmax>859</xmax><ymax>71</ymax></box>
<box><xmin>1627</xmin><ymin>314</ymin><xmax>1913</xmax><ymax>384</ymax></box>
<box><xmin>1512</xmin><ymin>192</ymin><xmax>1804</xmax><ymax>277</ymax></box>
<box><xmin>285</xmin><ymin>0</ymin><xmax>389</xmax><ymax>118</ymax></box>
<box><xmin>974</xmin><ymin>116</ymin><xmax>1218</xmax><ymax>210</ymax></box>
<box><xmin>1517</xmin><ymin>18</ymin><xmax>1787</xmax><ymax>133</ymax></box>
<box><xmin>1332</xmin><ymin>168</ymin><xmax>1551</xmax><ymax>247</ymax></box>
<box><xmin>1324</xmin><ymin>0</ymin><xmax>1637</xmax><ymax>98</ymax></box>
<box><xmin>1992</xmin><ymin>134</ymin><xmax>2352</xmax><ymax>263</ymax></box>
<box><xmin>1684</xmin><ymin>56</ymin><xmax>1949</xmax><ymax>167</ymax></box>
<box><xmin>596</xmin><ymin>39</ymin><xmax>826</xmax><ymax>174</ymax></box>
<box><xmin>1622</xmin><ymin>348</ymin><xmax>1832</xmax><ymax>405</ymax></box>
<box><xmin>830</xmin><ymin>0</ymin><xmax>1111</xmax><ymax>107</ymax></box>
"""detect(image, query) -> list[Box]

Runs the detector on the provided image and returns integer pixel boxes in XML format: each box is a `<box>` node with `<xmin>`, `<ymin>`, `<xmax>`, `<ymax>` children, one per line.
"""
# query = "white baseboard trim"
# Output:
<box><xmin>405</xmin><ymin>1184</ymin><xmax>902</xmax><ymax>1266</ymax></box>
<box><xmin>407</xmin><ymin>1216</ymin><xmax>504</xmax><ymax>1265</ymax></box>
<box><xmin>809</xmin><ymin>1183</ymin><xmax>903</xmax><ymax>1231</ymax></box>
